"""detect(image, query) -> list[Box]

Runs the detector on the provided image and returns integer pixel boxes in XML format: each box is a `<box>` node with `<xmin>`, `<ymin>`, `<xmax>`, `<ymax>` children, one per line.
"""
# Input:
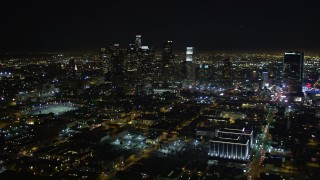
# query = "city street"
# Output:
<box><xmin>247</xmin><ymin>106</ymin><xmax>276</xmax><ymax>179</ymax></box>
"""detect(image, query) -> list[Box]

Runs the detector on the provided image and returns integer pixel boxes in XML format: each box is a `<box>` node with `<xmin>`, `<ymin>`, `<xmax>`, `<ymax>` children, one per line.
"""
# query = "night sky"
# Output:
<box><xmin>1</xmin><ymin>0</ymin><xmax>320</xmax><ymax>52</ymax></box>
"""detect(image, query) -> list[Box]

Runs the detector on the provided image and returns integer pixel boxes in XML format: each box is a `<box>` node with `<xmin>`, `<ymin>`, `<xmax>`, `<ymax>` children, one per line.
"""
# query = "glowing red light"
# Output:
<box><xmin>306</xmin><ymin>83</ymin><xmax>312</xmax><ymax>88</ymax></box>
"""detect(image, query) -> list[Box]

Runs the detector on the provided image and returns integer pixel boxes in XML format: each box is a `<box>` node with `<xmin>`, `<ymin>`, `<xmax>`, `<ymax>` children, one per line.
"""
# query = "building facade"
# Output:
<box><xmin>282</xmin><ymin>52</ymin><xmax>304</xmax><ymax>96</ymax></box>
<box><xmin>185</xmin><ymin>47</ymin><xmax>195</xmax><ymax>83</ymax></box>
<box><xmin>208</xmin><ymin>128</ymin><xmax>253</xmax><ymax>160</ymax></box>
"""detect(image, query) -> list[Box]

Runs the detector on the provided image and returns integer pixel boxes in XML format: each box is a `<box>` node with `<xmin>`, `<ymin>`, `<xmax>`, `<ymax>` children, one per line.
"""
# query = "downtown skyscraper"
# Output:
<box><xmin>282</xmin><ymin>52</ymin><xmax>304</xmax><ymax>100</ymax></box>
<box><xmin>185</xmin><ymin>47</ymin><xmax>195</xmax><ymax>83</ymax></box>
<box><xmin>162</xmin><ymin>41</ymin><xmax>174</xmax><ymax>82</ymax></box>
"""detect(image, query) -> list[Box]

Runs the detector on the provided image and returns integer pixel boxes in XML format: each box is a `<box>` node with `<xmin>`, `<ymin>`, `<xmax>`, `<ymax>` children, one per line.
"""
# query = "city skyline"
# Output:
<box><xmin>1</xmin><ymin>1</ymin><xmax>320</xmax><ymax>179</ymax></box>
<box><xmin>1</xmin><ymin>41</ymin><xmax>320</xmax><ymax>179</ymax></box>
<box><xmin>1</xmin><ymin>0</ymin><xmax>320</xmax><ymax>53</ymax></box>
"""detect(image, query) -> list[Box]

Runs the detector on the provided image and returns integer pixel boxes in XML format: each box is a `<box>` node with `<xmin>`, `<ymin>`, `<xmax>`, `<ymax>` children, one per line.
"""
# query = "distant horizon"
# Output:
<box><xmin>1</xmin><ymin>47</ymin><xmax>319</xmax><ymax>57</ymax></box>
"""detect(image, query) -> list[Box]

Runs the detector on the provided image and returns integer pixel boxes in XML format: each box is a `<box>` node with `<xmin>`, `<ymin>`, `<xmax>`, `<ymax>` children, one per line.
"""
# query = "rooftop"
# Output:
<box><xmin>210</xmin><ymin>137</ymin><xmax>249</xmax><ymax>145</ymax></box>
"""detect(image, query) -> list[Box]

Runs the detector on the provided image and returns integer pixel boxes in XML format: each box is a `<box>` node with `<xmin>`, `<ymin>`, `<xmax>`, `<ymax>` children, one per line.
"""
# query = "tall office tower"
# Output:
<box><xmin>135</xmin><ymin>35</ymin><xmax>142</xmax><ymax>50</ymax></box>
<box><xmin>100</xmin><ymin>47</ymin><xmax>108</xmax><ymax>63</ymax></box>
<box><xmin>101</xmin><ymin>44</ymin><xmax>121</xmax><ymax>74</ymax></box>
<box><xmin>197</xmin><ymin>63</ymin><xmax>210</xmax><ymax>83</ymax></box>
<box><xmin>125</xmin><ymin>44</ymin><xmax>138</xmax><ymax>82</ymax></box>
<box><xmin>282</xmin><ymin>52</ymin><xmax>304</xmax><ymax>96</ymax></box>
<box><xmin>68</xmin><ymin>58</ymin><xmax>76</xmax><ymax>71</ymax></box>
<box><xmin>262</xmin><ymin>71</ymin><xmax>269</xmax><ymax>89</ymax></box>
<box><xmin>139</xmin><ymin>46</ymin><xmax>155</xmax><ymax>80</ymax></box>
<box><xmin>186</xmin><ymin>47</ymin><xmax>193</xmax><ymax>62</ymax></box>
<box><xmin>106</xmin><ymin>44</ymin><xmax>125</xmax><ymax>84</ymax></box>
<box><xmin>100</xmin><ymin>47</ymin><xmax>110</xmax><ymax>73</ymax></box>
<box><xmin>107</xmin><ymin>44</ymin><xmax>120</xmax><ymax>72</ymax></box>
<box><xmin>126</xmin><ymin>44</ymin><xmax>137</xmax><ymax>70</ymax></box>
<box><xmin>185</xmin><ymin>47</ymin><xmax>195</xmax><ymax>83</ymax></box>
<box><xmin>223</xmin><ymin>58</ymin><xmax>232</xmax><ymax>86</ymax></box>
<box><xmin>162</xmin><ymin>41</ymin><xmax>174</xmax><ymax>81</ymax></box>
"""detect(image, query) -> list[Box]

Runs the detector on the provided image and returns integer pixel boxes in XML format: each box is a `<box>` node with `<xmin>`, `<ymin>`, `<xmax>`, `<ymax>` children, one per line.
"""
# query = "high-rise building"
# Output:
<box><xmin>68</xmin><ymin>58</ymin><xmax>76</xmax><ymax>71</ymax></box>
<box><xmin>105</xmin><ymin>44</ymin><xmax>125</xmax><ymax>84</ymax></box>
<box><xmin>125</xmin><ymin>43</ymin><xmax>138</xmax><ymax>82</ymax></box>
<box><xmin>163</xmin><ymin>41</ymin><xmax>173</xmax><ymax>64</ymax></box>
<box><xmin>100</xmin><ymin>44</ymin><xmax>126</xmax><ymax>96</ymax></box>
<box><xmin>162</xmin><ymin>41</ymin><xmax>174</xmax><ymax>81</ymax></box>
<box><xmin>223</xmin><ymin>58</ymin><xmax>232</xmax><ymax>86</ymax></box>
<box><xmin>126</xmin><ymin>44</ymin><xmax>137</xmax><ymax>70</ymax></box>
<box><xmin>100</xmin><ymin>47</ymin><xmax>109</xmax><ymax>73</ymax></box>
<box><xmin>135</xmin><ymin>35</ymin><xmax>142</xmax><ymax>50</ymax></box>
<box><xmin>139</xmin><ymin>46</ymin><xmax>155</xmax><ymax>80</ymax></box>
<box><xmin>262</xmin><ymin>71</ymin><xmax>269</xmax><ymax>89</ymax></box>
<box><xmin>197</xmin><ymin>63</ymin><xmax>210</xmax><ymax>83</ymax></box>
<box><xmin>282</xmin><ymin>52</ymin><xmax>304</xmax><ymax>96</ymax></box>
<box><xmin>186</xmin><ymin>47</ymin><xmax>193</xmax><ymax>62</ymax></box>
<box><xmin>185</xmin><ymin>47</ymin><xmax>195</xmax><ymax>83</ymax></box>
